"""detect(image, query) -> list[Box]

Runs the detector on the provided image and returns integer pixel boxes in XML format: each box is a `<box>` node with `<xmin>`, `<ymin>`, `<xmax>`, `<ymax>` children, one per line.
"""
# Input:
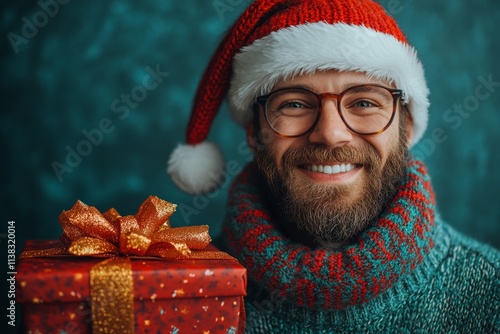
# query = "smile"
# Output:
<box><xmin>305</xmin><ymin>163</ymin><xmax>356</xmax><ymax>175</ymax></box>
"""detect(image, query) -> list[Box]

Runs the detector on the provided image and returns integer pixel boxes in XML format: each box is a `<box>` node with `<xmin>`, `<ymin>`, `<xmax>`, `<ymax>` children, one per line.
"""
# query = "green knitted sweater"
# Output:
<box><xmin>243</xmin><ymin>220</ymin><xmax>499</xmax><ymax>333</ymax></box>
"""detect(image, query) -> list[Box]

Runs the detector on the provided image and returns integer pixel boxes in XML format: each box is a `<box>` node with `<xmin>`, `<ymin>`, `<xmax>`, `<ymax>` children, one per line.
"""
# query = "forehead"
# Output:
<box><xmin>272</xmin><ymin>69</ymin><xmax>394</xmax><ymax>91</ymax></box>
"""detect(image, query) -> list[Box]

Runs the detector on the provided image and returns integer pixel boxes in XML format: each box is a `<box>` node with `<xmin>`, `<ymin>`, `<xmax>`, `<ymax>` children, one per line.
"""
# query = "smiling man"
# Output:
<box><xmin>168</xmin><ymin>0</ymin><xmax>499</xmax><ymax>332</ymax></box>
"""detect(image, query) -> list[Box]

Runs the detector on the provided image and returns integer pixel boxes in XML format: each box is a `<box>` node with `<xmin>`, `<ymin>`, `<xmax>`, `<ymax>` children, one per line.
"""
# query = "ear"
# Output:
<box><xmin>246</xmin><ymin>104</ymin><xmax>261</xmax><ymax>150</ymax></box>
<box><xmin>245</xmin><ymin>121</ymin><xmax>256</xmax><ymax>150</ymax></box>
<box><xmin>404</xmin><ymin>108</ymin><xmax>414</xmax><ymax>146</ymax></box>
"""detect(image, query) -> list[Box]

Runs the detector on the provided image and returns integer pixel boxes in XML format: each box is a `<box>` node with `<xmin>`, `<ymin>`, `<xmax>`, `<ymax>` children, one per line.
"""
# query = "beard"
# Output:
<box><xmin>253</xmin><ymin>128</ymin><xmax>409</xmax><ymax>244</ymax></box>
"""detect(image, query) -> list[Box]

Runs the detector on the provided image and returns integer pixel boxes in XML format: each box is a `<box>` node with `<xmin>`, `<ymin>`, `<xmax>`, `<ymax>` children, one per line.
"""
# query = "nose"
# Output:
<box><xmin>307</xmin><ymin>99</ymin><xmax>353</xmax><ymax>146</ymax></box>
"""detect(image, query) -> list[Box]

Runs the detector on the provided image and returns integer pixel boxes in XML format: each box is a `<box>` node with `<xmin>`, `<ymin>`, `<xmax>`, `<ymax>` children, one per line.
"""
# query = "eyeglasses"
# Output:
<box><xmin>255</xmin><ymin>84</ymin><xmax>403</xmax><ymax>138</ymax></box>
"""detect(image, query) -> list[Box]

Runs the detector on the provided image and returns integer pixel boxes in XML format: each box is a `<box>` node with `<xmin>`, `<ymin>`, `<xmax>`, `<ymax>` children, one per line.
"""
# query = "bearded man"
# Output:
<box><xmin>168</xmin><ymin>0</ymin><xmax>499</xmax><ymax>332</ymax></box>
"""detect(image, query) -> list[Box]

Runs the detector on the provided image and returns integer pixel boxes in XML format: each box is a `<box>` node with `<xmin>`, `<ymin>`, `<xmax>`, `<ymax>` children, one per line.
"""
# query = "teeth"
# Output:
<box><xmin>307</xmin><ymin>163</ymin><xmax>356</xmax><ymax>175</ymax></box>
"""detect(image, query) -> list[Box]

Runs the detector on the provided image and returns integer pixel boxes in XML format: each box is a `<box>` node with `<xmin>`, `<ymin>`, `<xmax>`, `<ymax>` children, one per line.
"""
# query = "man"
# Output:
<box><xmin>168</xmin><ymin>0</ymin><xmax>499</xmax><ymax>332</ymax></box>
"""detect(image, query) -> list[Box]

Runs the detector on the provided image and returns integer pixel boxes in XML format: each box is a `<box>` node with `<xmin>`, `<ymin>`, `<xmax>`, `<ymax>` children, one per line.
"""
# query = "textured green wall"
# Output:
<box><xmin>1</xmin><ymin>0</ymin><xmax>499</xmax><ymax>259</ymax></box>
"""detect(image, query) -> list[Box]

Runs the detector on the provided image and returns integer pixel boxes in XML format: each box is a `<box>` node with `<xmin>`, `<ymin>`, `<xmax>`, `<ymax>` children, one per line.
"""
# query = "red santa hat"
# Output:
<box><xmin>168</xmin><ymin>0</ymin><xmax>429</xmax><ymax>195</ymax></box>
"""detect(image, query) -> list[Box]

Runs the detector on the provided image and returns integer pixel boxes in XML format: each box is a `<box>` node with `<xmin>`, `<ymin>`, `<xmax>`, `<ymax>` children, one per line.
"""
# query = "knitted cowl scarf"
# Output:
<box><xmin>222</xmin><ymin>158</ymin><xmax>436</xmax><ymax>310</ymax></box>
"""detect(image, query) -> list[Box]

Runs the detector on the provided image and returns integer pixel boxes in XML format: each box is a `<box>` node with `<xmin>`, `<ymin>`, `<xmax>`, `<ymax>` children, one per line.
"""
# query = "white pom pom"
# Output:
<box><xmin>167</xmin><ymin>142</ymin><xmax>226</xmax><ymax>195</ymax></box>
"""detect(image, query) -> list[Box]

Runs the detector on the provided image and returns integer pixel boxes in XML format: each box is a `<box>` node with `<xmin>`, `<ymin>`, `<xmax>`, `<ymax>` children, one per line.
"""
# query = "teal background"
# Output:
<box><xmin>2</xmin><ymin>0</ymin><xmax>500</xmax><ymax>253</ymax></box>
<box><xmin>2</xmin><ymin>0</ymin><xmax>500</xmax><ymax>250</ymax></box>
<box><xmin>0</xmin><ymin>1</ymin><xmax>499</xmax><ymax>330</ymax></box>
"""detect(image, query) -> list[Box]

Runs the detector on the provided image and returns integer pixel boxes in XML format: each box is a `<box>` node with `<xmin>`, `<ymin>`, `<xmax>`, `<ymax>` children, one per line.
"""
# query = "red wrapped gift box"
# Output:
<box><xmin>17</xmin><ymin>240</ymin><xmax>247</xmax><ymax>334</ymax></box>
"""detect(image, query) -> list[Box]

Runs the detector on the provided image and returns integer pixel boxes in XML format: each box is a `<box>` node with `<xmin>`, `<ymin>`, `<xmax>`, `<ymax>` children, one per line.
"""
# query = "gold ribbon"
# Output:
<box><xmin>90</xmin><ymin>257</ymin><xmax>134</xmax><ymax>334</ymax></box>
<box><xmin>20</xmin><ymin>195</ymin><xmax>236</xmax><ymax>334</ymax></box>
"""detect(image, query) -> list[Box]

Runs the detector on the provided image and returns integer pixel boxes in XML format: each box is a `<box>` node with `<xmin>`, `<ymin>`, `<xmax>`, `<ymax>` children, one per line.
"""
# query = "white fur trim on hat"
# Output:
<box><xmin>167</xmin><ymin>142</ymin><xmax>225</xmax><ymax>195</ymax></box>
<box><xmin>228</xmin><ymin>22</ymin><xmax>430</xmax><ymax>145</ymax></box>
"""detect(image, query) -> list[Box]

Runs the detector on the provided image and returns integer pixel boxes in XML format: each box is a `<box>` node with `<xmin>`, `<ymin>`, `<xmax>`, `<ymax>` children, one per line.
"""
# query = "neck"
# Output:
<box><xmin>315</xmin><ymin>238</ymin><xmax>350</xmax><ymax>250</ymax></box>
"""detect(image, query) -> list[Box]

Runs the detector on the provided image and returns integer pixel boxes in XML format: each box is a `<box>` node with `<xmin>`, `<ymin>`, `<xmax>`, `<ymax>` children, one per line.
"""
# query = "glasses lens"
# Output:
<box><xmin>340</xmin><ymin>86</ymin><xmax>395</xmax><ymax>134</ymax></box>
<box><xmin>265</xmin><ymin>89</ymin><xmax>318</xmax><ymax>136</ymax></box>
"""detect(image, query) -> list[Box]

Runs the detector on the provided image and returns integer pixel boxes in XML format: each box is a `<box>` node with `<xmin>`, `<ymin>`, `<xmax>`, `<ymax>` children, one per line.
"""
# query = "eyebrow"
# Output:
<box><xmin>272</xmin><ymin>82</ymin><xmax>379</xmax><ymax>93</ymax></box>
<box><xmin>273</xmin><ymin>83</ymin><xmax>316</xmax><ymax>91</ymax></box>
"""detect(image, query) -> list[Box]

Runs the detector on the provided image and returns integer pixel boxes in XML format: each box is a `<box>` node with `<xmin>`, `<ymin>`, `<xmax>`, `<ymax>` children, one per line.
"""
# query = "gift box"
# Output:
<box><xmin>16</xmin><ymin>196</ymin><xmax>247</xmax><ymax>333</ymax></box>
<box><xmin>17</xmin><ymin>240</ymin><xmax>246</xmax><ymax>333</ymax></box>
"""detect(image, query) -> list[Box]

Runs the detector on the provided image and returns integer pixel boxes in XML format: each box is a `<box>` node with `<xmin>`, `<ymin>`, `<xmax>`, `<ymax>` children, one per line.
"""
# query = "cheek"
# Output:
<box><xmin>368</xmin><ymin>127</ymin><xmax>401</xmax><ymax>165</ymax></box>
<box><xmin>265</xmin><ymin>137</ymin><xmax>304</xmax><ymax>168</ymax></box>
<box><xmin>268</xmin><ymin>140</ymin><xmax>287</xmax><ymax>168</ymax></box>
<box><xmin>255</xmin><ymin>114</ymin><xmax>290</xmax><ymax>169</ymax></box>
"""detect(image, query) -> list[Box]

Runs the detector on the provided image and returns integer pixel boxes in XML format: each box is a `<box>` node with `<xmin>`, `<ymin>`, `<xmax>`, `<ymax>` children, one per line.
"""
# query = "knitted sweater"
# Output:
<box><xmin>222</xmin><ymin>160</ymin><xmax>500</xmax><ymax>333</ymax></box>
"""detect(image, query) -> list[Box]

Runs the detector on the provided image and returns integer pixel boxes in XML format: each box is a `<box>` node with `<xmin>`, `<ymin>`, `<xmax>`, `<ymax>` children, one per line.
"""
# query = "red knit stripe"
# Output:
<box><xmin>329</xmin><ymin>253</ymin><xmax>344</xmax><ymax>309</ymax></box>
<box><xmin>310</xmin><ymin>249</ymin><xmax>327</xmax><ymax>274</ymax></box>
<box><xmin>351</xmin><ymin>281</ymin><xmax>359</xmax><ymax>305</ymax></box>
<box><xmin>240</xmin><ymin>225</ymin><xmax>273</xmax><ymax>252</ymax></box>
<box><xmin>358</xmin><ymin>277</ymin><xmax>368</xmax><ymax>303</ymax></box>
<box><xmin>297</xmin><ymin>279</ymin><xmax>315</xmax><ymax>307</ymax></box>
<box><xmin>259</xmin><ymin>236</ymin><xmax>280</xmax><ymax>252</ymax></box>
<box><xmin>372</xmin><ymin>276</ymin><xmax>380</xmax><ymax>296</ymax></box>
<box><xmin>367</xmin><ymin>230</ymin><xmax>392</xmax><ymax>262</ymax></box>
<box><xmin>379</xmin><ymin>218</ymin><xmax>406</xmax><ymax>241</ymax></box>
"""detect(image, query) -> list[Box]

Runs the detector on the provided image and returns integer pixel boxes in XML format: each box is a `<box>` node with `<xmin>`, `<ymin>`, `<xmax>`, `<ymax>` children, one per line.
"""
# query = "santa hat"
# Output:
<box><xmin>168</xmin><ymin>0</ymin><xmax>429</xmax><ymax>195</ymax></box>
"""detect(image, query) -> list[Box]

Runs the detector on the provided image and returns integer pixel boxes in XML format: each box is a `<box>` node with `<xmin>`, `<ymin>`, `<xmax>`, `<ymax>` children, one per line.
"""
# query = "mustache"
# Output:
<box><xmin>281</xmin><ymin>145</ymin><xmax>382</xmax><ymax>170</ymax></box>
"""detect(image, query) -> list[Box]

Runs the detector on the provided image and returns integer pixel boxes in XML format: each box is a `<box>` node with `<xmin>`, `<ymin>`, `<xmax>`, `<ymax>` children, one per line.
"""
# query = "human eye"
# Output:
<box><xmin>343</xmin><ymin>98</ymin><xmax>381</xmax><ymax>115</ymax></box>
<box><xmin>351</xmin><ymin>100</ymin><xmax>378</xmax><ymax>109</ymax></box>
<box><xmin>278</xmin><ymin>100</ymin><xmax>315</xmax><ymax>116</ymax></box>
<box><xmin>268</xmin><ymin>90</ymin><xmax>316</xmax><ymax>116</ymax></box>
<box><xmin>280</xmin><ymin>100</ymin><xmax>309</xmax><ymax>109</ymax></box>
<box><xmin>343</xmin><ymin>87</ymin><xmax>391</xmax><ymax>115</ymax></box>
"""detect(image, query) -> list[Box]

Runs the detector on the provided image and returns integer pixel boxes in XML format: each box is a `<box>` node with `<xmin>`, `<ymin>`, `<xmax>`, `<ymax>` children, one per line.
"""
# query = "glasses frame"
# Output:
<box><xmin>255</xmin><ymin>84</ymin><xmax>403</xmax><ymax>138</ymax></box>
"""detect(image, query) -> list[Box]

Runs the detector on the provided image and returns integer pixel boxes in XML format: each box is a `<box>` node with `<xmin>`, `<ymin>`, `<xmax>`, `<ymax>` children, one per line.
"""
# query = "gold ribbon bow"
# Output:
<box><xmin>20</xmin><ymin>195</ymin><xmax>235</xmax><ymax>334</ymax></box>
<box><xmin>59</xmin><ymin>195</ymin><xmax>212</xmax><ymax>259</ymax></box>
